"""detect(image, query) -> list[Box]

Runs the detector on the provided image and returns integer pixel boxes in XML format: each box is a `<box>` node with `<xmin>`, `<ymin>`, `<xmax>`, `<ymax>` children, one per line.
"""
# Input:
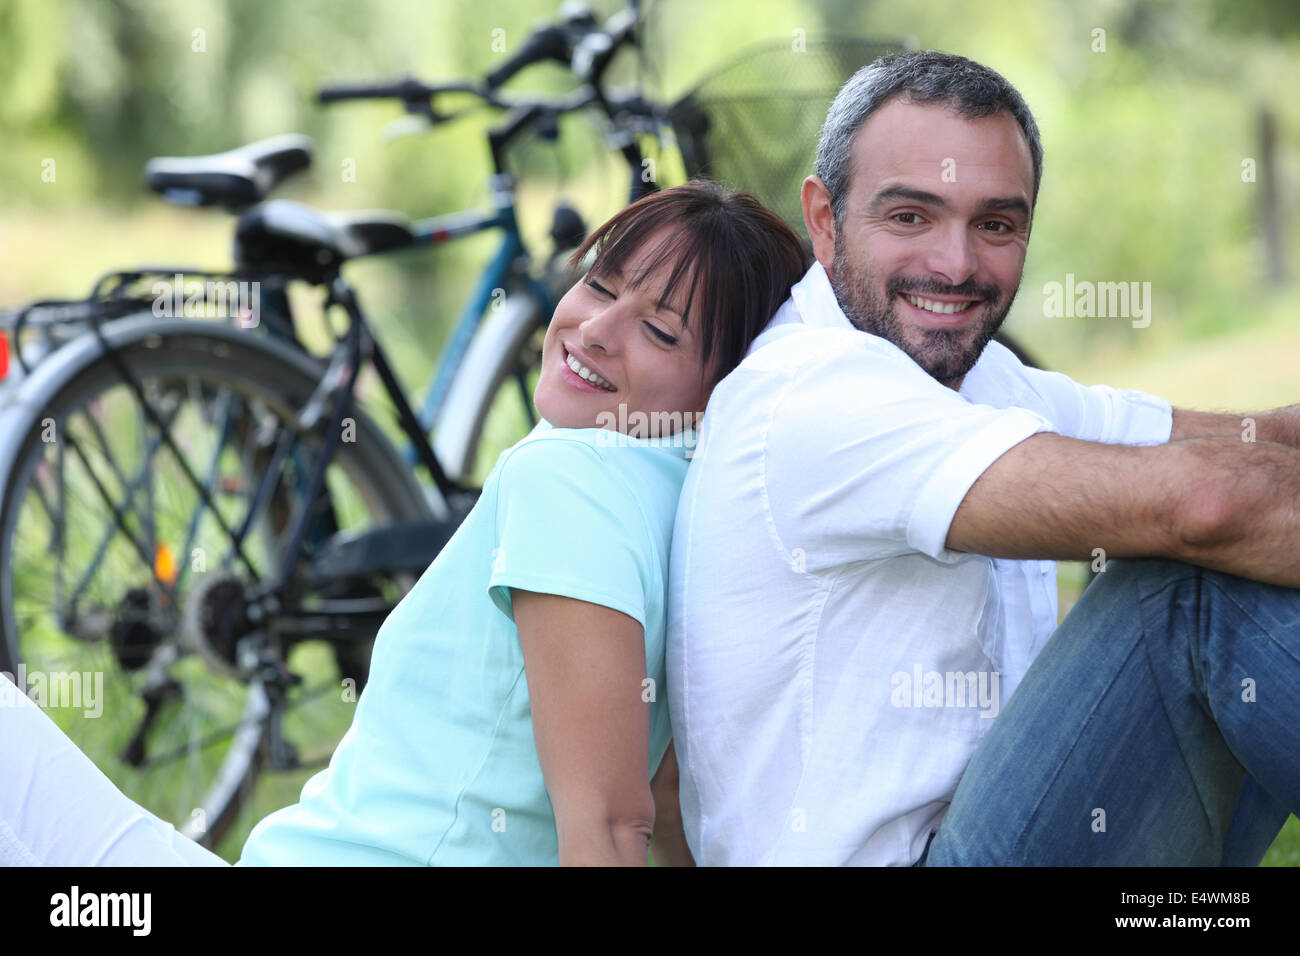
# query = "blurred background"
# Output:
<box><xmin>1</xmin><ymin>0</ymin><xmax>1297</xmax><ymax>863</ymax></box>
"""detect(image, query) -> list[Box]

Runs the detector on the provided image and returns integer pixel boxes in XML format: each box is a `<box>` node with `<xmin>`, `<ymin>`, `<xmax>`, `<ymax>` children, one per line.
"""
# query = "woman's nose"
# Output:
<box><xmin>579</xmin><ymin>304</ymin><xmax>623</xmax><ymax>353</ymax></box>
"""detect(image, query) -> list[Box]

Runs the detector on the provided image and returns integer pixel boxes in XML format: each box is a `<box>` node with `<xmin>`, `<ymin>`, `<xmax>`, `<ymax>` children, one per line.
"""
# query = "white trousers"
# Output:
<box><xmin>1</xmin><ymin>674</ymin><xmax>229</xmax><ymax>866</ymax></box>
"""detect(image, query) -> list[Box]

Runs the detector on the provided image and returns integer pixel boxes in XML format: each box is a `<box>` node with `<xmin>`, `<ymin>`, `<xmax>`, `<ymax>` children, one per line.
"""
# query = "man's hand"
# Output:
<box><xmin>947</xmin><ymin>431</ymin><xmax>1300</xmax><ymax>589</ymax></box>
<box><xmin>1171</xmin><ymin>404</ymin><xmax>1300</xmax><ymax>447</ymax></box>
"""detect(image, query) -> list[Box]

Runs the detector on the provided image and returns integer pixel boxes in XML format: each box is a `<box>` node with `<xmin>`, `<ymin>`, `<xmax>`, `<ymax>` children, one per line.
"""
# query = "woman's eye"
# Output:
<box><xmin>585</xmin><ymin>277</ymin><xmax>615</xmax><ymax>297</ymax></box>
<box><xmin>645</xmin><ymin>322</ymin><xmax>678</xmax><ymax>346</ymax></box>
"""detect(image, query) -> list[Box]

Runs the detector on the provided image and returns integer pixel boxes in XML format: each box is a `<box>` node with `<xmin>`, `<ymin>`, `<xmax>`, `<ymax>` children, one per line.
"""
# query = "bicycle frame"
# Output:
<box><xmin>404</xmin><ymin>173</ymin><xmax>557</xmax><ymax>456</ymax></box>
<box><xmin>0</xmin><ymin>17</ymin><xmax>661</xmax><ymax>652</ymax></box>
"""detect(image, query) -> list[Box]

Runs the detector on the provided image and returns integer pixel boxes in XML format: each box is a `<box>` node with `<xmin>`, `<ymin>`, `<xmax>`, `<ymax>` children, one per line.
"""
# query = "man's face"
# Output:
<box><xmin>815</xmin><ymin>98</ymin><xmax>1034</xmax><ymax>389</ymax></box>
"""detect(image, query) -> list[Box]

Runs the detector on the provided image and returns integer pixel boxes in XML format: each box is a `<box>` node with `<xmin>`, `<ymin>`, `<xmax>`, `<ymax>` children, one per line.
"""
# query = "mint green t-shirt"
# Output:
<box><xmin>236</xmin><ymin>420</ymin><xmax>692</xmax><ymax>865</ymax></box>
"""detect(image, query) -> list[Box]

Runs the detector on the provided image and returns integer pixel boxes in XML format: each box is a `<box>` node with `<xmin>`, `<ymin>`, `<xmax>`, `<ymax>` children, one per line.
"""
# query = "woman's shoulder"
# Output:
<box><xmin>497</xmin><ymin>423</ymin><xmax>611</xmax><ymax>472</ymax></box>
<box><xmin>491</xmin><ymin>422</ymin><xmax>689</xmax><ymax>519</ymax></box>
<box><xmin>487</xmin><ymin>425</ymin><xmax>624</xmax><ymax>502</ymax></box>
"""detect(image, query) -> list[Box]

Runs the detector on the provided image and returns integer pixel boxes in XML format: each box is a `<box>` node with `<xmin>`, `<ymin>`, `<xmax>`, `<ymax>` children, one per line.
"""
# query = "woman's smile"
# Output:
<box><xmin>559</xmin><ymin>343</ymin><xmax>618</xmax><ymax>393</ymax></box>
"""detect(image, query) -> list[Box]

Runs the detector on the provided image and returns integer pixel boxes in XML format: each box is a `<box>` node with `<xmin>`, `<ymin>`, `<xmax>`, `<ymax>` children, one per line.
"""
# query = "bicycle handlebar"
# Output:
<box><xmin>317</xmin><ymin>77</ymin><xmax>496</xmax><ymax>115</ymax></box>
<box><xmin>485</xmin><ymin>2</ymin><xmax>601</xmax><ymax>89</ymax></box>
<box><xmin>571</xmin><ymin>6</ymin><xmax>637</xmax><ymax>86</ymax></box>
<box><xmin>316</xmin><ymin>2</ymin><xmax>659</xmax><ymax>189</ymax></box>
<box><xmin>485</xmin><ymin>25</ymin><xmax>570</xmax><ymax>89</ymax></box>
<box><xmin>318</xmin><ymin>0</ymin><xmax>641</xmax><ymax>111</ymax></box>
<box><xmin>318</xmin><ymin>79</ymin><xmax>424</xmax><ymax>102</ymax></box>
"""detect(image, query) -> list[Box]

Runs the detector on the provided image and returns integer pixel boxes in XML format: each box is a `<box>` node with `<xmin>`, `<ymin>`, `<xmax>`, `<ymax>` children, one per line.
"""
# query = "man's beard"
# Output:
<box><xmin>830</xmin><ymin>232</ymin><xmax>1017</xmax><ymax>388</ymax></box>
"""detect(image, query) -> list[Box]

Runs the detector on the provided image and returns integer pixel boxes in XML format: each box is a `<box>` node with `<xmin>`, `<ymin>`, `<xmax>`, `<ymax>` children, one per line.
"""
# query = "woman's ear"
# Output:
<box><xmin>801</xmin><ymin>175</ymin><xmax>837</xmax><ymax>281</ymax></box>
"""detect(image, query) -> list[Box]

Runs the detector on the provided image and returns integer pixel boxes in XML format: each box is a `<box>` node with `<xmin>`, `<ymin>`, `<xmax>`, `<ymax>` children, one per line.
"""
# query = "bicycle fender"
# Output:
<box><xmin>432</xmin><ymin>294</ymin><xmax>545</xmax><ymax>484</ymax></box>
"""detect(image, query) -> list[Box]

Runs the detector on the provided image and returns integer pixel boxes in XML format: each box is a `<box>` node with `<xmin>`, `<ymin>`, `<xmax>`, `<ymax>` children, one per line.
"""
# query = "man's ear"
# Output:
<box><xmin>801</xmin><ymin>175</ymin><xmax>837</xmax><ymax>281</ymax></box>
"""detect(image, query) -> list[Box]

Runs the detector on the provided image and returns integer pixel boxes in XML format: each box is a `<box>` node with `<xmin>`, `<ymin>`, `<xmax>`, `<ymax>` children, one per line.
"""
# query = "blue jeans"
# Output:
<box><xmin>921</xmin><ymin>557</ymin><xmax>1299</xmax><ymax>866</ymax></box>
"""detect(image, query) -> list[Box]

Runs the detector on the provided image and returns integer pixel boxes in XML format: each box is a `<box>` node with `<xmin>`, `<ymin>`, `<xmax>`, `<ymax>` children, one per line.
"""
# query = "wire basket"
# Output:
<box><xmin>668</xmin><ymin>36</ymin><xmax>908</xmax><ymax>240</ymax></box>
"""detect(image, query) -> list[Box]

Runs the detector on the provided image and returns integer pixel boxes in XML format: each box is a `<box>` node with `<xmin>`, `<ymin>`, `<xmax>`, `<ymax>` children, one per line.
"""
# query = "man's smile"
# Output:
<box><xmin>898</xmin><ymin>292</ymin><xmax>984</xmax><ymax>326</ymax></box>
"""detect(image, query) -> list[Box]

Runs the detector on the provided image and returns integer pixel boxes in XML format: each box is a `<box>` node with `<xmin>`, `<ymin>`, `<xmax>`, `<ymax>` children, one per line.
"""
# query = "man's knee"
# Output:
<box><xmin>1091</xmin><ymin>556</ymin><xmax>1202</xmax><ymax>597</ymax></box>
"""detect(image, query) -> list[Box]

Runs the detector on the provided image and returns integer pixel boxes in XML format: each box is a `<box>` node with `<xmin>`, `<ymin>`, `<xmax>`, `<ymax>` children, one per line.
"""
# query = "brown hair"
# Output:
<box><xmin>569</xmin><ymin>180</ymin><xmax>808</xmax><ymax>388</ymax></box>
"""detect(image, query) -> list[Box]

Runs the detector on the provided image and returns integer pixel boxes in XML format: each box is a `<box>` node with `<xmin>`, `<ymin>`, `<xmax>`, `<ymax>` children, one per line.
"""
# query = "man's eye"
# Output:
<box><xmin>645</xmin><ymin>322</ymin><xmax>678</xmax><ymax>346</ymax></box>
<box><xmin>979</xmin><ymin>220</ymin><xmax>1011</xmax><ymax>233</ymax></box>
<box><xmin>892</xmin><ymin>212</ymin><xmax>922</xmax><ymax>225</ymax></box>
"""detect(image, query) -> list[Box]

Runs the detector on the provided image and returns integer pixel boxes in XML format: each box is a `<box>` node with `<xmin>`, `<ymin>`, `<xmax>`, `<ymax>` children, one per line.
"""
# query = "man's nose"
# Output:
<box><xmin>921</xmin><ymin>222</ymin><xmax>979</xmax><ymax>288</ymax></box>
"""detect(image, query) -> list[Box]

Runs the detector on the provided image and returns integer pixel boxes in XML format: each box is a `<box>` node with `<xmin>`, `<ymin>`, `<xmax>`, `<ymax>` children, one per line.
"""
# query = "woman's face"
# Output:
<box><xmin>534</xmin><ymin>229</ymin><xmax>715</xmax><ymax>435</ymax></box>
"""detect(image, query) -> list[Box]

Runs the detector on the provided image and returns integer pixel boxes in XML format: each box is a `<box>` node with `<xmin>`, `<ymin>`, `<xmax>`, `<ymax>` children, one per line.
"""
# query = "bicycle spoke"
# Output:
<box><xmin>175</xmin><ymin>385</ymin><xmax>239</xmax><ymax>593</ymax></box>
<box><xmin>225</xmin><ymin>421</ymin><xmax>302</xmax><ymax>573</ymax></box>
<box><xmin>125</xmin><ymin>371</ymin><xmax>263</xmax><ymax>579</ymax></box>
<box><xmin>64</xmin><ymin>399</ymin><xmax>186</xmax><ymax>612</ymax></box>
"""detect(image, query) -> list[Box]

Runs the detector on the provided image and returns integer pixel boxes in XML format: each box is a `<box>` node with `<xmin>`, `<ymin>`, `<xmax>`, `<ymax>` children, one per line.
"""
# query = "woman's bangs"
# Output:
<box><xmin>590</xmin><ymin>219</ymin><xmax>716</xmax><ymax>333</ymax></box>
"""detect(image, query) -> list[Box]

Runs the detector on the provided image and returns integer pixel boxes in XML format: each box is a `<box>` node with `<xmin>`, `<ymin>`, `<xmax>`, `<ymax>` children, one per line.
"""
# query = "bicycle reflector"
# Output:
<box><xmin>0</xmin><ymin>332</ymin><xmax>9</xmax><ymax>381</ymax></box>
<box><xmin>155</xmin><ymin>542</ymin><xmax>178</xmax><ymax>586</ymax></box>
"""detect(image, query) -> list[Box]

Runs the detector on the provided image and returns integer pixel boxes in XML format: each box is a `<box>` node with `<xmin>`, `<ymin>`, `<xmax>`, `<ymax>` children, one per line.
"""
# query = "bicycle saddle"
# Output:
<box><xmin>234</xmin><ymin>199</ymin><xmax>416</xmax><ymax>281</ymax></box>
<box><xmin>144</xmin><ymin>134</ymin><xmax>314</xmax><ymax>209</ymax></box>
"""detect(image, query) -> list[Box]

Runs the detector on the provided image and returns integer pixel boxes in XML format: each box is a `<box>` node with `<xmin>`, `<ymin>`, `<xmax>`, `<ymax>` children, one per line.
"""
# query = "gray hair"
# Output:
<box><xmin>815</xmin><ymin>50</ymin><xmax>1043</xmax><ymax>227</ymax></box>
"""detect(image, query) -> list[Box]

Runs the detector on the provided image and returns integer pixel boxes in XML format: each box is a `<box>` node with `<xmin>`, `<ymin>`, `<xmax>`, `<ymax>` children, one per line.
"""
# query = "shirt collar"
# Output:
<box><xmin>536</xmin><ymin>417</ymin><xmax>698</xmax><ymax>459</ymax></box>
<box><xmin>791</xmin><ymin>260</ymin><xmax>855</xmax><ymax>332</ymax></box>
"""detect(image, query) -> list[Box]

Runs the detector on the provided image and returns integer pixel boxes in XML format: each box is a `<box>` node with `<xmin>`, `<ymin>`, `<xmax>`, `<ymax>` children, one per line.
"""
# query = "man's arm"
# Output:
<box><xmin>947</xmin><ymin>432</ymin><xmax>1300</xmax><ymax>589</ymax></box>
<box><xmin>1171</xmin><ymin>405</ymin><xmax>1300</xmax><ymax>446</ymax></box>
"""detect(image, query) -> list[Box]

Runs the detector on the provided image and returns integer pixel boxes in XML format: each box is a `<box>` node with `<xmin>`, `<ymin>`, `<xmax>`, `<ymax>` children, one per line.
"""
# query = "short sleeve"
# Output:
<box><xmin>989</xmin><ymin>345</ymin><xmax>1172</xmax><ymax>446</ymax></box>
<box><xmin>764</xmin><ymin>344</ymin><xmax>1054</xmax><ymax>572</ymax></box>
<box><xmin>487</xmin><ymin>437</ymin><xmax>650</xmax><ymax>629</ymax></box>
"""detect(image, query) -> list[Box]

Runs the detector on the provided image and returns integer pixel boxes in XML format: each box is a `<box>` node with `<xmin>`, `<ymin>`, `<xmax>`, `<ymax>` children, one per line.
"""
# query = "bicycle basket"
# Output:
<box><xmin>668</xmin><ymin>36</ymin><xmax>907</xmax><ymax>240</ymax></box>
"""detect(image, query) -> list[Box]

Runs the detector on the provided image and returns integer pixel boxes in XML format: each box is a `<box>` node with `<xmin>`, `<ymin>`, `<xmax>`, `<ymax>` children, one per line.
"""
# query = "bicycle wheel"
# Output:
<box><xmin>433</xmin><ymin>289</ymin><xmax>552</xmax><ymax>487</ymax></box>
<box><xmin>0</xmin><ymin>316</ymin><xmax>430</xmax><ymax>852</ymax></box>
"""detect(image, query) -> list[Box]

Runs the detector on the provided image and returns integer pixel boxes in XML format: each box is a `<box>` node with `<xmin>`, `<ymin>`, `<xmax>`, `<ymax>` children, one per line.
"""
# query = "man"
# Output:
<box><xmin>666</xmin><ymin>50</ymin><xmax>1299</xmax><ymax>866</ymax></box>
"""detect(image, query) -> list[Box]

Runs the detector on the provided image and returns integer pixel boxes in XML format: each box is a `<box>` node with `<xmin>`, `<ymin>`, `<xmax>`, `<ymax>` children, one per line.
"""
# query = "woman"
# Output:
<box><xmin>0</xmin><ymin>181</ymin><xmax>807</xmax><ymax>867</ymax></box>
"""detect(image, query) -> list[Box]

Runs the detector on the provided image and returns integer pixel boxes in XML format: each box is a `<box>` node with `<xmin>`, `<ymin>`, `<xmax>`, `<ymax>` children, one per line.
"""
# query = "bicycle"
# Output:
<box><xmin>0</xmin><ymin>2</ymin><xmax>662</xmax><ymax>853</ymax></box>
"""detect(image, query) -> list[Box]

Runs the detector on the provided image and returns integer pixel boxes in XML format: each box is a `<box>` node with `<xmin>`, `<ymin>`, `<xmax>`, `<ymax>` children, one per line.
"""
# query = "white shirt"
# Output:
<box><xmin>666</xmin><ymin>261</ymin><xmax>1173</xmax><ymax>866</ymax></box>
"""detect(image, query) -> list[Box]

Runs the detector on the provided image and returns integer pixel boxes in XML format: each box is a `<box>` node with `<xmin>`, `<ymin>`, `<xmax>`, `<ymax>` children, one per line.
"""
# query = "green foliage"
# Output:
<box><xmin>4</xmin><ymin>0</ymin><xmax>1296</xmax><ymax>361</ymax></box>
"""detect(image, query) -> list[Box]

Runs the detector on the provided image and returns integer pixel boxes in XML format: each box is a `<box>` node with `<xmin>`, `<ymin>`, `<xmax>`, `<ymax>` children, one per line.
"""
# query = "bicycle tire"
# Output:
<box><xmin>0</xmin><ymin>314</ymin><xmax>431</xmax><ymax>853</ymax></box>
<box><xmin>433</xmin><ymin>291</ymin><xmax>551</xmax><ymax>486</ymax></box>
